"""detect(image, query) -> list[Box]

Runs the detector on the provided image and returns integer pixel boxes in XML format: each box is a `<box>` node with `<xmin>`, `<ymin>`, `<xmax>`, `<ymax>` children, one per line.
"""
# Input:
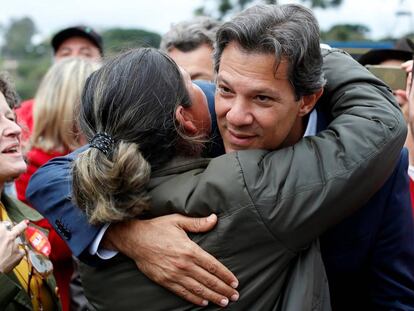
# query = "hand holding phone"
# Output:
<box><xmin>366</xmin><ymin>65</ymin><xmax>407</xmax><ymax>90</ymax></box>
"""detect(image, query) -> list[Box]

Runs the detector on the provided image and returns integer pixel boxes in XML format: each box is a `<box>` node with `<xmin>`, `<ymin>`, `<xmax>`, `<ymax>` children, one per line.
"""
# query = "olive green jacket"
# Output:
<box><xmin>0</xmin><ymin>194</ymin><xmax>62</xmax><ymax>311</ymax></box>
<box><xmin>80</xmin><ymin>49</ymin><xmax>406</xmax><ymax>310</ymax></box>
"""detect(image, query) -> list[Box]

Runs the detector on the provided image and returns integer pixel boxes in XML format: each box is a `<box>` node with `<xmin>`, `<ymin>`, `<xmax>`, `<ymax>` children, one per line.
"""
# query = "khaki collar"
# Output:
<box><xmin>1</xmin><ymin>193</ymin><xmax>43</xmax><ymax>223</ymax></box>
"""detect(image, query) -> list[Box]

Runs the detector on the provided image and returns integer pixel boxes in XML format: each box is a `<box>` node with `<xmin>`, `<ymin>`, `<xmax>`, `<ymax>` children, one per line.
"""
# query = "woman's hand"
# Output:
<box><xmin>0</xmin><ymin>220</ymin><xmax>28</xmax><ymax>273</ymax></box>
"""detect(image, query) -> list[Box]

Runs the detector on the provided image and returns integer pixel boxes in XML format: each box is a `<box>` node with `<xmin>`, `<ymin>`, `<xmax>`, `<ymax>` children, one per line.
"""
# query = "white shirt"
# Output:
<box><xmin>408</xmin><ymin>165</ymin><xmax>414</xmax><ymax>181</ymax></box>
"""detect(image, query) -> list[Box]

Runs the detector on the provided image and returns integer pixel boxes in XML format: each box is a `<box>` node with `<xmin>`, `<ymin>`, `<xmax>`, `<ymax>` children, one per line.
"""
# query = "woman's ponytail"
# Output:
<box><xmin>72</xmin><ymin>141</ymin><xmax>151</xmax><ymax>225</ymax></box>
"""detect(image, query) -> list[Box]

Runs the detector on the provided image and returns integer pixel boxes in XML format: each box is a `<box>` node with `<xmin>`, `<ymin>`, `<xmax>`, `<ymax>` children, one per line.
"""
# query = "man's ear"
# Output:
<box><xmin>298</xmin><ymin>88</ymin><xmax>324</xmax><ymax>117</ymax></box>
<box><xmin>175</xmin><ymin>106</ymin><xmax>198</xmax><ymax>135</ymax></box>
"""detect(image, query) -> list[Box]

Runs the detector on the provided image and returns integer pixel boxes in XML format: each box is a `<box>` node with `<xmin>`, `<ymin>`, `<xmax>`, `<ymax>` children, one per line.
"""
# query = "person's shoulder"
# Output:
<box><xmin>15</xmin><ymin>98</ymin><xmax>35</xmax><ymax>115</ymax></box>
<box><xmin>320</xmin><ymin>45</ymin><xmax>349</xmax><ymax>58</ymax></box>
<box><xmin>356</xmin><ymin>149</ymin><xmax>409</xmax><ymax>224</ymax></box>
<box><xmin>2</xmin><ymin>193</ymin><xmax>43</xmax><ymax>223</ymax></box>
<box><xmin>39</xmin><ymin>146</ymin><xmax>87</xmax><ymax>167</ymax></box>
<box><xmin>374</xmin><ymin>148</ymin><xmax>409</xmax><ymax>198</ymax></box>
<box><xmin>227</xmin><ymin>149</ymin><xmax>275</xmax><ymax>193</ymax></box>
<box><xmin>202</xmin><ymin>151</ymin><xmax>267</xmax><ymax>193</ymax></box>
<box><xmin>212</xmin><ymin>150</ymin><xmax>268</xmax><ymax>173</ymax></box>
<box><xmin>26</xmin><ymin>147</ymin><xmax>63</xmax><ymax>167</ymax></box>
<box><xmin>321</xmin><ymin>47</ymin><xmax>358</xmax><ymax>70</ymax></box>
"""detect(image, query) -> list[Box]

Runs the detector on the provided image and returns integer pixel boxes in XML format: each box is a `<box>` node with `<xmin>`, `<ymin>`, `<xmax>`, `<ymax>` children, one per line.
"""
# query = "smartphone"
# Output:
<box><xmin>406</xmin><ymin>38</ymin><xmax>414</xmax><ymax>91</ymax></box>
<box><xmin>366</xmin><ymin>65</ymin><xmax>407</xmax><ymax>90</ymax></box>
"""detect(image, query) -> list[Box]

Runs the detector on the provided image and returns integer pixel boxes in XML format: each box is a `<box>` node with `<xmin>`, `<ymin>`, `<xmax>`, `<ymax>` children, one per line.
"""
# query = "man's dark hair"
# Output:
<box><xmin>214</xmin><ymin>4</ymin><xmax>326</xmax><ymax>100</ymax></box>
<box><xmin>160</xmin><ymin>17</ymin><xmax>221</xmax><ymax>53</ymax></box>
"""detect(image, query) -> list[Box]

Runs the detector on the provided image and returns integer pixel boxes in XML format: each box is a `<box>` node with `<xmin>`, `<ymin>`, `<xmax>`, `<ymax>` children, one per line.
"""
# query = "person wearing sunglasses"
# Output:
<box><xmin>0</xmin><ymin>73</ymin><xmax>61</xmax><ymax>311</ymax></box>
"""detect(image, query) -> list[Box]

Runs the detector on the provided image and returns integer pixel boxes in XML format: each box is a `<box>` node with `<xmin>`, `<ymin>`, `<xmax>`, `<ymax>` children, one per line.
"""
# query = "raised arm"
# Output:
<box><xmin>26</xmin><ymin>148</ymin><xmax>238</xmax><ymax>306</ymax></box>
<box><xmin>239</xmin><ymin>48</ymin><xmax>407</xmax><ymax>250</ymax></box>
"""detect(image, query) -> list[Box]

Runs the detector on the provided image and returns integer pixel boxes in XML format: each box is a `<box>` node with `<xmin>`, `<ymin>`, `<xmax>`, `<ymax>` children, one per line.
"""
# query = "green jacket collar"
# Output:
<box><xmin>1</xmin><ymin>194</ymin><xmax>43</xmax><ymax>223</ymax></box>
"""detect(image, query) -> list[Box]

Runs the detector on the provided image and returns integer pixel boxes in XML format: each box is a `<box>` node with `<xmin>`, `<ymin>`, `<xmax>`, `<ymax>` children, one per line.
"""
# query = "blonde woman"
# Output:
<box><xmin>14</xmin><ymin>58</ymin><xmax>99</xmax><ymax>311</ymax></box>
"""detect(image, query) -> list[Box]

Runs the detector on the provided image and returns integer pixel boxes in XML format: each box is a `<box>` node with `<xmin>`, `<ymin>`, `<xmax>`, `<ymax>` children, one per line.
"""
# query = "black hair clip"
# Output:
<box><xmin>90</xmin><ymin>132</ymin><xmax>115</xmax><ymax>157</ymax></box>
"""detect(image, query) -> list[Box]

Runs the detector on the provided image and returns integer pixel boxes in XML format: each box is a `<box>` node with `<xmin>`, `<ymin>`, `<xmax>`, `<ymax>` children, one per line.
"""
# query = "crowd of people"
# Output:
<box><xmin>1</xmin><ymin>3</ymin><xmax>414</xmax><ymax>311</ymax></box>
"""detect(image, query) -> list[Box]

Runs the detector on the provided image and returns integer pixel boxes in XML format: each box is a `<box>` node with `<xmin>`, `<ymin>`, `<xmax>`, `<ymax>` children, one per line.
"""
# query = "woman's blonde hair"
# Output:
<box><xmin>31</xmin><ymin>57</ymin><xmax>100</xmax><ymax>152</ymax></box>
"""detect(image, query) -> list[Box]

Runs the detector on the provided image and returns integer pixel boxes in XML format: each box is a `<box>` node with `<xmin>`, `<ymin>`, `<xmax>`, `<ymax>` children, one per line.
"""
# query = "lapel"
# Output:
<box><xmin>1</xmin><ymin>270</ymin><xmax>62</xmax><ymax>311</ymax></box>
<box><xmin>5</xmin><ymin>273</ymin><xmax>33</xmax><ymax>310</ymax></box>
<box><xmin>0</xmin><ymin>272</ymin><xmax>32</xmax><ymax>310</ymax></box>
<box><xmin>2</xmin><ymin>194</ymin><xmax>43</xmax><ymax>223</ymax></box>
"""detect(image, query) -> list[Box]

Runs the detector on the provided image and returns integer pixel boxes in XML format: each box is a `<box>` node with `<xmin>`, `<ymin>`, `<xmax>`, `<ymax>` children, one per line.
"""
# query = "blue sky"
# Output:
<box><xmin>1</xmin><ymin>0</ymin><xmax>413</xmax><ymax>41</ymax></box>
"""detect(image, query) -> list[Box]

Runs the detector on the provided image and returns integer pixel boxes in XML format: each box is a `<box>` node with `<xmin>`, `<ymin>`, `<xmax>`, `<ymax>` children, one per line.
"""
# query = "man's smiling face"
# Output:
<box><xmin>215</xmin><ymin>42</ymin><xmax>314</xmax><ymax>153</ymax></box>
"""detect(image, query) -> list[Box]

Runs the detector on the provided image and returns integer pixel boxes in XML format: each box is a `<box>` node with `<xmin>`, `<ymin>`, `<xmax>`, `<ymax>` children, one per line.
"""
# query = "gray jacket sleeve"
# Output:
<box><xmin>238</xmin><ymin>48</ymin><xmax>407</xmax><ymax>252</ymax></box>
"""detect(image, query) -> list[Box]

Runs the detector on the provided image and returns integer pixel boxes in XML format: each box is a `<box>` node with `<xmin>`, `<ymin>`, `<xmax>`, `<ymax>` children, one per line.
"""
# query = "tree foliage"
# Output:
<box><xmin>0</xmin><ymin>17</ymin><xmax>51</xmax><ymax>99</ymax></box>
<box><xmin>321</xmin><ymin>24</ymin><xmax>370</xmax><ymax>41</ymax></box>
<box><xmin>195</xmin><ymin>0</ymin><xmax>343</xmax><ymax>20</ymax></box>
<box><xmin>310</xmin><ymin>0</ymin><xmax>342</xmax><ymax>9</ymax></box>
<box><xmin>102</xmin><ymin>28</ymin><xmax>161</xmax><ymax>56</ymax></box>
<box><xmin>1</xmin><ymin>17</ymin><xmax>37</xmax><ymax>59</ymax></box>
<box><xmin>0</xmin><ymin>17</ymin><xmax>162</xmax><ymax>100</ymax></box>
<box><xmin>15</xmin><ymin>57</ymin><xmax>51</xmax><ymax>100</ymax></box>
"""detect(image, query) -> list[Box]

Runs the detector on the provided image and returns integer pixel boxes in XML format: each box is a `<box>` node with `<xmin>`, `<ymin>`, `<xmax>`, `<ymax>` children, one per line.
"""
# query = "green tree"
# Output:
<box><xmin>102</xmin><ymin>28</ymin><xmax>161</xmax><ymax>56</ymax></box>
<box><xmin>195</xmin><ymin>0</ymin><xmax>343</xmax><ymax>20</ymax></box>
<box><xmin>321</xmin><ymin>24</ymin><xmax>370</xmax><ymax>41</ymax></box>
<box><xmin>0</xmin><ymin>17</ymin><xmax>51</xmax><ymax>100</ymax></box>
<box><xmin>398</xmin><ymin>33</ymin><xmax>414</xmax><ymax>42</ymax></box>
<box><xmin>1</xmin><ymin>17</ymin><xmax>36</xmax><ymax>59</ymax></box>
<box><xmin>15</xmin><ymin>57</ymin><xmax>51</xmax><ymax>100</ymax></box>
<box><xmin>0</xmin><ymin>22</ymin><xmax>162</xmax><ymax>100</ymax></box>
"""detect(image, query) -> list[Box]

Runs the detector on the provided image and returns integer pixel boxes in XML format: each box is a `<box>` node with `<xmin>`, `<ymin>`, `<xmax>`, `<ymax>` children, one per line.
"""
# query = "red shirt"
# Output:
<box><xmin>15</xmin><ymin>147</ymin><xmax>72</xmax><ymax>311</ymax></box>
<box><xmin>15</xmin><ymin>99</ymin><xmax>34</xmax><ymax>147</ymax></box>
<box><xmin>410</xmin><ymin>178</ymin><xmax>414</xmax><ymax>214</ymax></box>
